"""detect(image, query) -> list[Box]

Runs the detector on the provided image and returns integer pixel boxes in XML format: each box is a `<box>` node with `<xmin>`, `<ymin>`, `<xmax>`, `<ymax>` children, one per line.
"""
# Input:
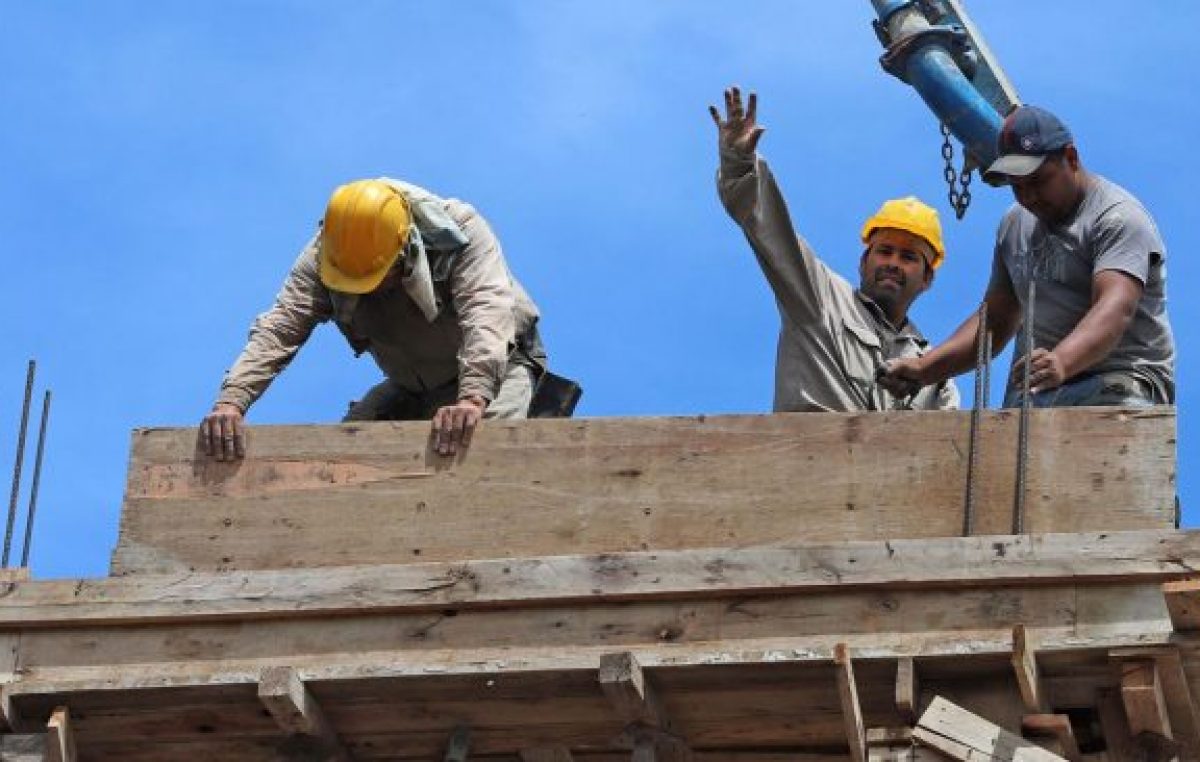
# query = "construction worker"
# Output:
<box><xmin>712</xmin><ymin>87</ymin><xmax>958</xmax><ymax>412</ymax></box>
<box><xmin>200</xmin><ymin>178</ymin><xmax>546</xmax><ymax>460</ymax></box>
<box><xmin>878</xmin><ymin>105</ymin><xmax>1174</xmax><ymax>407</ymax></box>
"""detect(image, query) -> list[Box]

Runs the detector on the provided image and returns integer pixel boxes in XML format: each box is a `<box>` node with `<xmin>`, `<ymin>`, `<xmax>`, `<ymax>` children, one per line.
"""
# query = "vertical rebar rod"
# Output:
<box><xmin>19</xmin><ymin>390</ymin><xmax>51</xmax><ymax>569</ymax></box>
<box><xmin>3</xmin><ymin>360</ymin><xmax>35</xmax><ymax>567</ymax></box>
<box><xmin>963</xmin><ymin>302</ymin><xmax>989</xmax><ymax>536</ymax></box>
<box><xmin>1013</xmin><ymin>278</ymin><xmax>1037</xmax><ymax>535</ymax></box>
<box><xmin>982</xmin><ymin>332</ymin><xmax>993</xmax><ymax>407</ymax></box>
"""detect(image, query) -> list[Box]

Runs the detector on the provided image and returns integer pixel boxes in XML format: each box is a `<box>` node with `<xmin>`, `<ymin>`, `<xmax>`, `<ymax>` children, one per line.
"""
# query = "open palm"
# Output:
<box><xmin>709</xmin><ymin>86</ymin><xmax>766</xmax><ymax>154</ymax></box>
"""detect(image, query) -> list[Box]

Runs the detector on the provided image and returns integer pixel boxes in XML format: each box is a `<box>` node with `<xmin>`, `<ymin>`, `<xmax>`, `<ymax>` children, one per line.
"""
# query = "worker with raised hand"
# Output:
<box><xmin>200</xmin><ymin>178</ymin><xmax>546</xmax><ymax>460</ymax></box>
<box><xmin>878</xmin><ymin>106</ymin><xmax>1174</xmax><ymax>408</ymax></box>
<box><xmin>712</xmin><ymin>86</ymin><xmax>958</xmax><ymax>412</ymax></box>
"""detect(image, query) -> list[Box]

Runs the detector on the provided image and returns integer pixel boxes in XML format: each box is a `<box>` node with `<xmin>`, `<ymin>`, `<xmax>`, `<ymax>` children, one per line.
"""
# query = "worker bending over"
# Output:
<box><xmin>201</xmin><ymin>178</ymin><xmax>546</xmax><ymax>459</ymax></box>
<box><xmin>879</xmin><ymin>106</ymin><xmax>1174</xmax><ymax>407</ymax></box>
<box><xmin>713</xmin><ymin>86</ymin><xmax>958</xmax><ymax>412</ymax></box>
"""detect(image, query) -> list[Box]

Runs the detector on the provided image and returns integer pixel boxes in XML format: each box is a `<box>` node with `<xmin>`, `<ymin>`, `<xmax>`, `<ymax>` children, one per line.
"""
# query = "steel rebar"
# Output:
<box><xmin>19</xmin><ymin>390</ymin><xmax>51</xmax><ymax>568</ymax></box>
<box><xmin>1013</xmin><ymin>278</ymin><xmax>1037</xmax><ymax>535</ymax></box>
<box><xmin>3</xmin><ymin>360</ymin><xmax>35</xmax><ymax>567</ymax></box>
<box><xmin>963</xmin><ymin>302</ymin><xmax>989</xmax><ymax>536</ymax></box>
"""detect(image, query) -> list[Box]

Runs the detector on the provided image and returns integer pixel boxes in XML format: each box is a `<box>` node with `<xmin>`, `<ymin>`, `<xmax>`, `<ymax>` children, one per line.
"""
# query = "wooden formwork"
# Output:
<box><xmin>0</xmin><ymin>409</ymin><xmax>1191</xmax><ymax>760</ymax></box>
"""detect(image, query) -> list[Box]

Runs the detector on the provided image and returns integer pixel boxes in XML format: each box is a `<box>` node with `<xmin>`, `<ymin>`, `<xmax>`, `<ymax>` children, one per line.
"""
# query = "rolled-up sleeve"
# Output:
<box><xmin>446</xmin><ymin>205</ymin><xmax>516</xmax><ymax>402</ymax></box>
<box><xmin>217</xmin><ymin>236</ymin><xmax>332</xmax><ymax>412</ymax></box>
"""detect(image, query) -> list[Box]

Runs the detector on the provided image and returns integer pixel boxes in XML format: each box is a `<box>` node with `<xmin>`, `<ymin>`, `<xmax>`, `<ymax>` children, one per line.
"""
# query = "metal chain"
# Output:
<box><xmin>940</xmin><ymin>123</ymin><xmax>973</xmax><ymax>220</ymax></box>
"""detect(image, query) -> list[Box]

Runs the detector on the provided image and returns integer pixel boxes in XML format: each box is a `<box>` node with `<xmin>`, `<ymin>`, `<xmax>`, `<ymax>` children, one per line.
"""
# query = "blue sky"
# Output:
<box><xmin>2</xmin><ymin>1</ymin><xmax>1195</xmax><ymax>578</ymax></box>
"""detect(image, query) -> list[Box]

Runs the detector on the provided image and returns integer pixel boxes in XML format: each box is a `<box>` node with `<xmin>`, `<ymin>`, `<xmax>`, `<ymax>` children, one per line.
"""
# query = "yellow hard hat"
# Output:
<box><xmin>860</xmin><ymin>196</ymin><xmax>945</xmax><ymax>270</ymax></box>
<box><xmin>319</xmin><ymin>180</ymin><xmax>412</xmax><ymax>294</ymax></box>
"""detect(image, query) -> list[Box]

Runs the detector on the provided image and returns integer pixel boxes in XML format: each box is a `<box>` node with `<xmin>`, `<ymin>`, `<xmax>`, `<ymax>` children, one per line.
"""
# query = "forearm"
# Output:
<box><xmin>918</xmin><ymin>289</ymin><xmax>1021</xmax><ymax>386</ymax></box>
<box><xmin>716</xmin><ymin>150</ymin><xmax>828</xmax><ymax>324</ymax></box>
<box><xmin>1051</xmin><ymin>298</ymin><xmax>1136</xmax><ymax>380</ymax></box>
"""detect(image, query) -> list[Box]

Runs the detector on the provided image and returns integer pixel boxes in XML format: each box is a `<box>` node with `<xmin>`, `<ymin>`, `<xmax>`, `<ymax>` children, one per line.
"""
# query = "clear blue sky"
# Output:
<box><xmin>2</xmin><ymin>2</ymin><xmax>1195</xmax><ymax>578</ymax></box>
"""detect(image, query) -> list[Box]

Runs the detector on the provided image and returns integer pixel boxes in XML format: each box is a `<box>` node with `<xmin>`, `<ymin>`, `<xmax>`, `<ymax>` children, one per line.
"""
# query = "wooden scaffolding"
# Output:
<box><xmin>0</xmin><ymin>407</ymin><xmax>1195</xmax><ymax>760</ymax></box>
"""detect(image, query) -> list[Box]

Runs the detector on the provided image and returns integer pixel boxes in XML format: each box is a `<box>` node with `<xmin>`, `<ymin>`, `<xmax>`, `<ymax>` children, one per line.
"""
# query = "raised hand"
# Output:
<box><xmin>709</xmin><ymin>86</ymin><xmax>766</xmax><ymax>155</ymax></box>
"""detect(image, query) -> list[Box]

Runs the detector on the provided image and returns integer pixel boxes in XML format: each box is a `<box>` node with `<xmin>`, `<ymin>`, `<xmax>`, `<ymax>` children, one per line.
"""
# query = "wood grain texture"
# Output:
<box><xmin>7</xmin><ymin>531</ymin><xmax>1200</xmax><ymax>629</ymax></box>
<box><xmin>110</xmin><ymin>409</ymin><xmax>1177</xmax><ymax>574</ymax></box>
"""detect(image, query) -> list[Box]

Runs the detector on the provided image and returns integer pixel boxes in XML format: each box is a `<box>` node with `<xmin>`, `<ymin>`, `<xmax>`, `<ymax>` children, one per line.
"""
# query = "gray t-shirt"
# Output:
<box><xmin>988</xmin><ymin>174</ymin><xmax>1175</xmax><ymax>401</ymax></box>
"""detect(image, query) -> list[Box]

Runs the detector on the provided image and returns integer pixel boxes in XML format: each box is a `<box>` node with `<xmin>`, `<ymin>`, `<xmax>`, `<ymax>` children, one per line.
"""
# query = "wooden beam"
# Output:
<box><xmin>1095</xmin><ymin>688</ymin><xmax>1137</xmax><ymax>762</ymax></box>
<box><xmin>1012</xmin><ymin>625</ymin><xmax>1046</xmax><ymax>712</ymax></box>
<box><xmin>835</xmin><ymin>644</ymin><xmax>867</xmax><ymax>762</ymax></box>
<box><xmin>895</xmin><ymin>658</ymin><xmax>918</xmax><ymax>724</ymax></box>
<box><xmin>257</xmin><ymin>666</ymin><xmax>349</xmax><ymax>762</ymax></box>
<box><xmin>867</xmin><ymin>727</ymin><xmax>914</xmax><ymax>747</ymax></box>
<box><xmin>1164</xmin><ymin>578</ymin><xmax>1200</xmax><ymax>631</ymax></box>
<box><xmin>0</xmin><ymin>734</ymin><xmax>46</xmax><ymax>762</ymax></box>
<box><xmin>443</xmin><ymin>726</ymin><xmax>470</xmax><ymax>762</ymax></box>
<box><xmin>519</xmin><ymin>749</ymin><xmax>573</xmax><ymax>762</ymax></box>
<box><xmin>913</xmin><ymin>696</ymin><xmax>1065</xmax><ymax>761</ymax></box>
<box><xmin>598</xmin><ymin>653</ymin><xmax>689</xmax><ymax>762</ymax></box>
<box><xmin>1111</xmin><ymin>645</ymin><xmax>1200</xmax><ymax>756</ymax></box>
<box><xmin>1117</xmin><ymin>660</ymin><xmax>1176</xmax><ymax>754</ymax></box>
<box><xmin>0</xmin><ymin>569</ymin><xmax>29</xmax><ymax>584</ymax></box>
<box><xmin>44</xmin><ymin>707</ymin><xmax>73</xmax><ymax>762</ymax></box>
<box><xmin>3</xmin><ymin>530</ymin><xmax>1197</xmax><ymax>629</ymax></box>
<box><xmin>1021</xmin><ymin>714</ymin><xmax>1081</xmax><ymax>761</ymax></box>
<box><xmin>111</xmin><ymin>409</ymin><xmax>1177</xmax><ymax>575</ymax></box>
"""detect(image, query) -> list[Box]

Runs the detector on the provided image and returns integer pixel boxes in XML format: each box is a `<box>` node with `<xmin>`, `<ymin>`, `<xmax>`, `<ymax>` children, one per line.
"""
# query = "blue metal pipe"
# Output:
<box><xmin>903</xmin><ymin>45</ymin><xmax>1003</xmax><ymax>167</ymax></box>
<box><xmin>869</xmin><ymin>1</ymin><xmax>1004</xmax><ymax>169</ymax></box>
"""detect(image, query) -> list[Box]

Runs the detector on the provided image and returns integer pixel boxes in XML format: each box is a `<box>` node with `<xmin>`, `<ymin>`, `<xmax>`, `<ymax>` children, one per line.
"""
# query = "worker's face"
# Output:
<box><xmin>858</xmin><ymin>228</ymin><xmax>935</xmax><ymax>319</ymax></box>
<box><xmin>1008</xmin><ymin>145</ymin><xmax>1085</xmax><ymax>225</ymax></box>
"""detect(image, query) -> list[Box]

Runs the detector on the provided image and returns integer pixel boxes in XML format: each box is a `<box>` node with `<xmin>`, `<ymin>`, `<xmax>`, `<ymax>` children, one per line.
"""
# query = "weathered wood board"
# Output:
<box><xmin>111</xmin><ymin>408</ymin><xmax>1176</xmax><ymax>574</ymax></box>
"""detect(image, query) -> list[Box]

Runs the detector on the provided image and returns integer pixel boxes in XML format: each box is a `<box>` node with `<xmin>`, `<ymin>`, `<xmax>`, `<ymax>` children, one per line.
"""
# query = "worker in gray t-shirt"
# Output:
<box><xmin>878</xmin><ymin>105</ymin><xmax>1174</xmax><ymax>407</ymax></box>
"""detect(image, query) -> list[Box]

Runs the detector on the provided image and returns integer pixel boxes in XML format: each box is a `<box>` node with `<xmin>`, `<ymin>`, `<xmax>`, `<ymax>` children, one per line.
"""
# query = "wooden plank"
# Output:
<box><xmin>1012</xmin><ymin>625</ymin><xmax>1045</xmax><ymax>712</ymax></box>
<box><xmin>1021</xmin><ymin>715</ymin><xmax>1081</xmax><ymax>761</ymax></box>
<box><xmin>5</xmin><ymin>531</ymin><xmax>1198</xmax><ymax>629</ymax></box>
<box><xmin>256</xmin><ymin>666</ymin><xmax>349</xmax><ymax>761</ymax></box>
<box><xmin>44</xmin><ymin>707</ymin><xmax>73</xmax><ymax>762</ymax></box>
<box><xmin>1164</xmin><ymin>579</ymin><xmax>1200</xmax><ymax>631</ymax></box>
<box><xmin>0</xmin><ymin>734</ymin><xmax>45</xmax><ymax>762</ymax></box>
<box><xmin>443</xmin><ymin>725</ymin><xmax>470</xmax><ymax>762</ymax></box>
<box><xmin>520</xmin><ymin>749</ymin><xmax>574</xmax><ymax>762</ymax></box>
<box><xmin>835</xmin><ymin>644</ymin><xmax>867</xmax><ymax>762</ymax></box>
<box><xmin>895</xmin><ymin>658</ymin><xmax>918</xmax><ymax>724</ymax></box>
<box><xmin>110</xmin><ymin>409</ymin><xmax>1177</xmax><ymax>574</ymax></box>
<box><xmin>1095</xmin><ymin>689</ymin><xmax>1136</xmax><ymax>761</ymax></box>
<box><xmin>4</xmin><ymin>582</ymin><xmax>1169</xmax><ymax>690</ymax></box>
<box><xmin>913</xmin><ymin>696</ymin><xmax>1065</xmax><ymax>761</ymax></box>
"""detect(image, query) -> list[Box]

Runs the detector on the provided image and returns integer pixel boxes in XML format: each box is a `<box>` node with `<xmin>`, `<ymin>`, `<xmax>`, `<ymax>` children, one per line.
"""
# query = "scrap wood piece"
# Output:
<box><xmin>1021</xmin><ymin>715</ymin><xmax>1081</xmax><ymax>762</ymax></box>
<box><xmin>45</xmin><ymin>707</ymin><xmax>74</xmax><ymax>762</ymax></box>
<box><xmin>896</xmin><ymin>657</ymin><xmax>918</xmax><ymax>724</ymax></box>
<box><xmin>443</xmin><ymin>726</ymin><xmax>470</xmax><ymax>762</ymax></box>
<box><xmin>257</xmin><ymin>666</ymin><xmax>350</xmax><ymax>762</ymax></box>
<box><xmin>913</xmin><ymin>696</ymin><xmax>1066</xmax><ymax>761</ymax></box>
<box><xmin>1163</xmin><ymin>578</ymin><xmax>1200</xmax><ymax>631</ymax></box>
<box><xmin>598</xmin><ymin>652</ymin><xmax>690</xmax><ymax>762</ymax></box>
<box><xmin>1115</xmin><ymin>658</ymin><xmax>1179</xmax><ymax>758</ymax></box>
<box><xmin>1011</xmin><ymin>625</ymin><xmax>1046</xmax><ymax>713</ymax></box>
<box><xmin>836</xmin><ymin>644</ymin><xmax>868</xmax><ymax>762</ymax></box>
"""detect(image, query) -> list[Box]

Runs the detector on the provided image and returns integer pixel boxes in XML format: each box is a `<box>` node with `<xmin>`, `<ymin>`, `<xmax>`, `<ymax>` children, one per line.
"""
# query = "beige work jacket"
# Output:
<box><xmin>717</xmin><ymin>148</ymin><xmax>958</xmax><ymax>412</ymax></box>
<box><xmin>217</xmin><ymin>194</ymin><xmax>539</xmax><ymax>412</ymax></box>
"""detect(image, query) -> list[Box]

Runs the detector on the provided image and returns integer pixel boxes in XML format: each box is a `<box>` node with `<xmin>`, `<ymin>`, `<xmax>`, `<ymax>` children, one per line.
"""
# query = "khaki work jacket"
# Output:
<box><xmin>717</xmin><ymin>148</ymin><xmax>958</xmax><ymax>413</ymax></box>
<box><xmin>218</xmin><ymin>189</ymin><xmax>539</xmax><ymax>412</ymax></box>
